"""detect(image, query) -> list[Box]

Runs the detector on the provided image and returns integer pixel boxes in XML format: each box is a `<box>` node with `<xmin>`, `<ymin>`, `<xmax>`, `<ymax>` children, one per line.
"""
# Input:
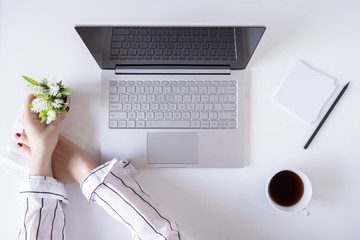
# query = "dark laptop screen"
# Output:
<box><xmin>75</xmin><ymin>26</ymin><xmax>265</xmax><ymax>70</ymax></box>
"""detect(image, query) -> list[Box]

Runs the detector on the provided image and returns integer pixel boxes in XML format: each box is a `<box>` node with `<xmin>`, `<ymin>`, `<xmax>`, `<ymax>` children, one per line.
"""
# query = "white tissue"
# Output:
<box><xmin>0</xmin><ymin>105</ymin><xmax>89</xmax><ymax>179</ymax></box>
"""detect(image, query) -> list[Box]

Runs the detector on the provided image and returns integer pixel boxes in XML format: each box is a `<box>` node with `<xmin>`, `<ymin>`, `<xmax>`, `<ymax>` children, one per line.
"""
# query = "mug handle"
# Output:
<box><xmin>302</xmin><ymin>207</ymin><xmax>310</xmax><ymax>216</ymax></box>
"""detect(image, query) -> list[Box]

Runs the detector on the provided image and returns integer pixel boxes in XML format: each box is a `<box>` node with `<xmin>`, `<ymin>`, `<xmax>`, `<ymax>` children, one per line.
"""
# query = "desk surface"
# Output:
<box><xmin>1</xmin><ymin>0</ymin><xmax>360</xmax><ymax>239</ymax></box>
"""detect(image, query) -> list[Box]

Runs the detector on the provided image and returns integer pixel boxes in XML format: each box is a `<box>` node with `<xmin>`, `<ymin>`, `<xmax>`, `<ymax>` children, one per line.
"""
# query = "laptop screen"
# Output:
<box><xmin>75</xmin><ymin>26</ymin><xmax>265</xmax><ymax>70</ymax></box>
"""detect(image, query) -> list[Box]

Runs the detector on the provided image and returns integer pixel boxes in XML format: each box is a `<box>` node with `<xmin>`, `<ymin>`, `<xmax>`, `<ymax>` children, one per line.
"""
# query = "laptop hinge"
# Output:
<box><xmin>115</xmin><ymin>65</ymin><xmax>231</xmax><ymax>75</ymax></box>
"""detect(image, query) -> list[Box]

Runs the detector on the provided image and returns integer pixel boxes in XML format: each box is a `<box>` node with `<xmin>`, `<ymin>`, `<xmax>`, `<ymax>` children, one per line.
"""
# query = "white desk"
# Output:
<box><xmin>1</xmin><ymin>0</ymin><xmax>360</xmax><ymax>239</ymax></box>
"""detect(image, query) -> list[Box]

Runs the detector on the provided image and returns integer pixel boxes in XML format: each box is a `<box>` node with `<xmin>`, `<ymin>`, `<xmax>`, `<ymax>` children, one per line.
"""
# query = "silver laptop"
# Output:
<box><xmin>76</xmin><ymin>26</ymin><xmax>265</xmax><ymax>168</ymax></box>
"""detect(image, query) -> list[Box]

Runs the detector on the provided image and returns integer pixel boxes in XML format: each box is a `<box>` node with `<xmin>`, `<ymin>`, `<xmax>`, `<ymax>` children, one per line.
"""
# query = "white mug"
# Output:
<box><xmin>266</xmin><ymin>169</ymin><xmax>312</xmax><ymax>216</ymax></box>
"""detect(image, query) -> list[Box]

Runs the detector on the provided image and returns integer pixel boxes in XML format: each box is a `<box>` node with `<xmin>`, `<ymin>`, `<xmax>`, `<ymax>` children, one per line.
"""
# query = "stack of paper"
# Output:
<box><xmin>273</xmin><ymin>61</ymin><xmax>337</xmax><ymax>125</ymax></box>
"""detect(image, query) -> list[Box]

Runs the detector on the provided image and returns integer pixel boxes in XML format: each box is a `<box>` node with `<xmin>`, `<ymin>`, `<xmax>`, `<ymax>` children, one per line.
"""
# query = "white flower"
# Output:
<box><xmin>47</xmin><ymin>77</ymin><xmax>58</xmax><ymax>87</ymax></box>
<box><xmin>47</xmin><ymin>77</ymin><xmax>60</xmax><ymax>96</ymax></box>
<box><xmin>52</xmin><ymin>99</ymin><xmax>64</xmax><ymax>108</ymax></box>
<box><xmin>49</xmin><ymin>85</ymin><xmax>60</xmax><ymax>97</ymax></box>
<box><xmin>46</xmin><ymin>110</ymin><xmax>57</xmax><ymax>124</ymax></box>
<box><xmin>26</xmin><ymin>85</ymin><xmax>44</xmax><ymax>95</ymax></box>
<box><xmin>31</xmin><ymin>98</ymin><xmax>51</xmax><ymax>113</ymax></box>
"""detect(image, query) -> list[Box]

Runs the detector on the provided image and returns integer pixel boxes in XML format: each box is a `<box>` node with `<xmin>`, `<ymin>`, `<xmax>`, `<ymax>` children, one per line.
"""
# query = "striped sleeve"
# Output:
<box><xmin>80</xmin><ymin>158</ymin><xmax>182</xmax><ymax>240</ymax></box>
<box><xmin>18</xmin><ymin>176</ymin><xmax>68</xmax><ymax>240</ymax></box>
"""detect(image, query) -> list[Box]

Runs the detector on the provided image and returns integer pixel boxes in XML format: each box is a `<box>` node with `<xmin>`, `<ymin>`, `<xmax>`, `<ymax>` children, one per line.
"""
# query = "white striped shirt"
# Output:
<box><xmin>18</xmin><ymin>159</ymin><xmax>182</xmax><ymax>240</ymax></box>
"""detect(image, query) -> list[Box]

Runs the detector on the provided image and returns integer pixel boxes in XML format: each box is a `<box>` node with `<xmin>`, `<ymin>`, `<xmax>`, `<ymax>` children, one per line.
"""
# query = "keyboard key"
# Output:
<box><xmin>191</xmin><ymin>120</ymin><xmax>201</xmax><ymax>128</ymax></box>
<box><xmin>141</xmin><ymin>103</ymin><xmax>150</xmax><ymax>111</ymax></box>
<box><xmin>136</xmin><ymin>121</ymin><xmax>145</xmax><ymax>128</ymax></box>
<box><xmin>127</xmin><ymin>121</ymin><xmax>136</xmax><ymax>128</ymax></box>
<box><xmin>191</xmin><ymin>112</ymin><xmax>200</xmax><ymax>119</ymax></box>
<box><xmin>110</xmin><ymin>95</ymin><xmax>120</xmax><ymax>102</ymax></box>
<box><xmin>200</xmin><ymin>112</ymin><xmax>209</xmax><ymax>119</ymax></box>
<box><xmin>137</xmin><ymin>112</ymin><xmax>145</xmax><ymax>119</ymax></box>
<box><xmin>110</xmin><ymin>104</ymin><xmax>122</xmax><ymax>111</ymax></box>
<box><xmin>210</xmin><ymin>121</ymin><xmax>219</xmax><ymax>128</ymax></box>
<box><xmin>109</xmin><ymin>120</ymin><xmax>118</xmax><ymax>128</ymax></box>
<box><xmin>228</xmin><ymin>120</ymin><xmax>236</xmax><ymax>128</ymax></box>
<box><xmin>218</xmin><ymin>112</ymin><xmax>236</xmax><ymax>119</ymax></box>
<box><xmin>146</xmin><ymin>121</ymin><xmax>191</xmax><ymax>128</ymax></box>
<box><xmin>133</xmin><ymin>103</ymin><xmax>141</xmax><ymax>111</ymax></box>
<box><xmin>201</xmin><ymin>121</ymin><xmax>210</xmax><ymax>128</ymax></box>
<box><xmin>146</xmin><ymin>112</ymin><xmax>155</xmax><ymax>119</ymax></box>
<box><xmin>204</xmin><ymin>104</ymin><xmax>213</xmax><ymax>111</ymax></box>
<box><xmin>120</xmin><ymin>95</ymin><xmax>129</xmax><ymax>102</ymax></box>
<box><xmin>182</xmin><ymin>112</ymin><xmax>191</xmax><ymax>119</ymax></box>
<box><xmin>164</xmin><ymin>112</ymin><xmax>173</xmax><ymax>119</ymax></box>
<box><xmin>123</xmin><ymin>103</ymin><xmax>132</xmax><ymax>111</ymax></box>
<box><xmin>155</xmin><ymin>112</ymin><xmax>164</xmax><ymax>119</ymax></box>
<box><xmin>110</xmin><ymin>112</ymin><xmax>127</xmax><ymax>119</ymax></box>
<box><xmin>228</xmin><ymin>95</ymin><xmax>237</xmax><ymax>102</ymax></box>
<box><xmin>128</xmin><ymin>112</ymin><xmax>136</xmax><ymax>119</ymax></box>
<box><xmin>195</xmin><ymin>104</ymin><xmax>204</xmax><ymax>111</ymax></box>
<box><xmin>222</xmin><ymin>103</ymin><xmax>237</xmax><ymax>111</ymax></box>
<box><xmin>118</xmin><ymin>121</ymin><xmax>127</xmax><ymax>128</ymax></box>
<box><xmin>174</xmin><ymin>112</ymin><xmax>182</xmax><ymax>119</ymax></box>
<box><xmin>226</xmin><ymin>86</ymin><xmax>237</xmax><ymax>94</ymax></box>
<box><xmin>114</xmin><ymin>28</ymin><xmax>130</xmax><ymax>35</ymax></box>
<box><xmin>150</xmin><ymin>103</ymin><xmax>159</xmax><ymax>111</ymax></box>
<box><xmin>109</xmin><ymin>86</ymin><xmax>118</xmax><ymax>93</ymax></box>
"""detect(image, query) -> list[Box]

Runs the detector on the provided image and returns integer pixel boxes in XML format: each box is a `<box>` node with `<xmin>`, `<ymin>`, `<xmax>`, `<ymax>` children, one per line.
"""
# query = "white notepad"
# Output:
<box><xmin>273</xmin><ymin>61</ymin><xmax>337</xmax><ymax>125</ymax></box>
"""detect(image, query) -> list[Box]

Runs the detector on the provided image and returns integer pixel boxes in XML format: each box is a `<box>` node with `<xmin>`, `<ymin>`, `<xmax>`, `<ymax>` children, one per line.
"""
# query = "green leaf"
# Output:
<box><xmin>40</xmin><ymin>116</ymin><xmax>47</xmax><ymax>123</ymax></box>
<box><xmin>28</xmin><ymin>104</ymin><xmax>33</xmax><ymax>108</ymax></box>
<box><xmin>60</xmin><ymin>108</ymin><xmax>69</xmax><ymax>114</ymax></box>
<box><xmin>23</xmin><ymin>75</ymin><xmax>40</xmax><ymax>86</ymax></box>
<box><xmin>61</xmin><ymin>91</ymin><xmax>71</xmax><ymax>95</ymax></box>
<box><xmin>34</xmin><ymin>94</ymin><xmax>44</xmax><ymax>98</ymax></box>
<box><xmin>39</xmin><ymin>111</ymin><xmax>46</xmax><ymax>118</ymax></box>
<box><xmin>62</xmin><ymin>88</ymin><xmax>72</xmax><ymax>92</ymax></box>
<box><xmin>56</xmin><ymin>93</ymin><xmax>62</xmax><ymax>98</ymax></box>
<box><xmin>41</xmin><ymin>78</ymin><xmax>48</xmax><ymax>86</ymax></box>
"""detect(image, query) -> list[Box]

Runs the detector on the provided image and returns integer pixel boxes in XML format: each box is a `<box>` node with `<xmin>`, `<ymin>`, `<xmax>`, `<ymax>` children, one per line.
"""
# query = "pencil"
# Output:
<box><xmin>304</xmin><ymin>82</ymin><xmax>350</xmax><ymax>149</ymax></box>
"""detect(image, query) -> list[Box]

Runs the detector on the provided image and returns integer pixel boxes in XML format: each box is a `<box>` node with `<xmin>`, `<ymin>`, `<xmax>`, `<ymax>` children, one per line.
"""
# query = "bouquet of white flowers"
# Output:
<box><xmin>23</xmin><ymin>75</ymin><xmax>71</xmax><ymax>124</ymax></box>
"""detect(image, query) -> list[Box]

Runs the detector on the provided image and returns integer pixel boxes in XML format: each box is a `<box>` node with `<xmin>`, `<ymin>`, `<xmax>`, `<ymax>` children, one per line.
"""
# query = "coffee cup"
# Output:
<box><xmin>266</xmin><ymin>169</ymin><xmax>312</xmax><ymax>216</ymax></box>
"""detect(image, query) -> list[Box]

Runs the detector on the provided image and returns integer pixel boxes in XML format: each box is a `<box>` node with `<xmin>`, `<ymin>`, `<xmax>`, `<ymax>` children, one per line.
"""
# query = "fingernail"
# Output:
<box><xmin>65</xmin><ymin>106</ymin><xmax>70</xmax><ymax>112</ymax></box>
<box><xmin>15</xmin><ymin>133</ymin><xmax>21</xmax><ymax>139</ymax></box>
<box><xmin>17</xmin><ymin>143</ymin><xmax>23</xmax><ymax>148</ymax></box>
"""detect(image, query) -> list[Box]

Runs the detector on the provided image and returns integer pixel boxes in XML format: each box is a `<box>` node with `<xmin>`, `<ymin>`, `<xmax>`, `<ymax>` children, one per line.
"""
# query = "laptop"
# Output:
<box><xmin>75</xmin><ymin>26</ymin><xmax>265</xmax><ymax>168</ymax></box>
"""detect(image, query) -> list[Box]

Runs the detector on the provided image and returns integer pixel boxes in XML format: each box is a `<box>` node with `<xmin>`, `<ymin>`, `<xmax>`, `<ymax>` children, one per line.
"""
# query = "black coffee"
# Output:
<box><xmin>268</xmin><ymin>170</ymin><xmax>304</xmax><ymax>207</ymax></box>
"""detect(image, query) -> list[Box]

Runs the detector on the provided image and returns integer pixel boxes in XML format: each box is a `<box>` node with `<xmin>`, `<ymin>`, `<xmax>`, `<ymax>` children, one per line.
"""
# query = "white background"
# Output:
<box><xmin>0</xmin><ymin>0</ymin><xmax>360</xmax><ymax>239</ymax></box>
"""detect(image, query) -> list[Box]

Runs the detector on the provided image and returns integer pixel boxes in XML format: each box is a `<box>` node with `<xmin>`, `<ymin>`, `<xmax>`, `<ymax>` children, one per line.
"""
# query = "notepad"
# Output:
<box><xmin>273</xmin><ymin>61</ymin><xmax>337</xmax><ymax>125</ymax></box>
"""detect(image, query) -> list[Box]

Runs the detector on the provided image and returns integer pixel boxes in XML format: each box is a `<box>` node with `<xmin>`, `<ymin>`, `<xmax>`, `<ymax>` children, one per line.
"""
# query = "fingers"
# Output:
<box><xmin>17</xmin><ymin>142</ymin><xmax>31</xmax><ymax>157</ymax></box>
<box><xmin>15</xmin><ymin>131</ymin><xmax>29</xmax><ymax>146</ymax></box>
<box><xmin>15</xmin><ymin>131</ymin><xmax>31</xmax><ymax>157</ymax></box>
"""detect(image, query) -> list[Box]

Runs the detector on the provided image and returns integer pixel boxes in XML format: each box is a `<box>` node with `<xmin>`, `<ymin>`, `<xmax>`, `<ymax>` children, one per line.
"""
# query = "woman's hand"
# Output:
<box><xmin>17</xmin><ymin>133</ymin><xmax>97</xmax><ymax>184</ymax></box>
<box><xmin>19</xmin><ymin>94</ymin><xmax>68</xmax><ymax>177</ymax></box>
<box><xmin>51</xmin><ymin>136</ymin><xmax>97</xmax><ymax>184</ymax></box>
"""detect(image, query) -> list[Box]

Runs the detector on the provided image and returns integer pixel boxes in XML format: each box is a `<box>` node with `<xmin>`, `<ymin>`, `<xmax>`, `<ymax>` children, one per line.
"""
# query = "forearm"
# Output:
<box><xmin>29</xmin><ymin>156</ymin><xmax>53</xmax><ymax>177</ymax></box>
<box><xmin>29</xmin><ymin>149</ymin><xmax>53</xmax><ymax>177</ymax></box>
<box><xmin>81</xmin><ymin>159</ymin><xmax>182</xmax><ymax>240</ymax></box>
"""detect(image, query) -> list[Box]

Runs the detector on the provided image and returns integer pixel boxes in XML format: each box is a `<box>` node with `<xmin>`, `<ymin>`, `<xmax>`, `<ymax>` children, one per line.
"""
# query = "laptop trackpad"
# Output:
<box><xmin>147</xmin><ymin>132</ymin><xmax>198</xmax><ymax>164</ymax></box>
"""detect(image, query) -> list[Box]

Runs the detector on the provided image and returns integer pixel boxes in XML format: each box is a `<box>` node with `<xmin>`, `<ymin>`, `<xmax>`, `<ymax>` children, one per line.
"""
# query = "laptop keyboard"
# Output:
<box><xmin>109</xmin><ymin>80</ymin><xmax>238</xmax><ymax>129</ymax></box>
<box><xmin>110</xmin><ymin>27</ymin><xmax>237</xmax><ymax>61</ymax></box>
